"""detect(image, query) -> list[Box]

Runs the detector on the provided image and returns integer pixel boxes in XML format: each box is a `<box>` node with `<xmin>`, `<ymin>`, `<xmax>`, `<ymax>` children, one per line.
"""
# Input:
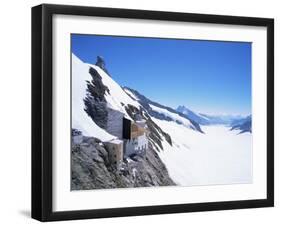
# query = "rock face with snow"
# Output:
<box><xmin>95</xmin><ymin>56</ymin><xmax>110</xmax><ymax>75</ymax></box>
<box><xmin>72</xmin><ymin>54</ymin><xmax>115</xmax><ymax>141</ymax></box>
<box><xmin>84</xmin><ymin>66</ymin><xmax>109</xmax><ymax>129</ymax></box>
<box><xmin>176</xmin><ymin>105</ymin><xmax>210</xmax><ymax>125</ymax></box>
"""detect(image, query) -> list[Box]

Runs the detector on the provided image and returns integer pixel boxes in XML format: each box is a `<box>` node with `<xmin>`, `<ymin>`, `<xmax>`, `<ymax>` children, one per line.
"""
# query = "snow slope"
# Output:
<box><xmin>86</xmin><ymin>63</ymin><xmax>140</xmax><ymax>116</ymax></box>
<box><xmin>154</xmin><ymin>118</ymin><xmax>252</xmax><ymax>186</ymax></box>
<box><xmin>72</xmin><ymin>54</ymin><xmax>115</xmax><ymax>141</ymax></box>
<box><xmin>123</xmin><ymin>88</ymin><xmax>140</xmax><ymax>101</ymax></box>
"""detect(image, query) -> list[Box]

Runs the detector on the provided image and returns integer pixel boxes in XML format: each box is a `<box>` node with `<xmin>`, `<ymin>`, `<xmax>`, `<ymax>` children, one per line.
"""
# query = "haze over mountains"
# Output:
<box><xmin>176</xmin><ymin>105</ymin><xmax>251</xmax><ymax>133</ymax></box>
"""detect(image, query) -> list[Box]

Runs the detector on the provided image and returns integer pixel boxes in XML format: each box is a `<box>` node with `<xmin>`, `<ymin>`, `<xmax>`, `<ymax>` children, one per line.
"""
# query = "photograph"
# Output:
<box><xmin>30</xmin><ymin>3</ymin><xmax>274</xmax><ymax>222</ymax></box>
<box><xmin>71</xmin><ymin>34</ymin><xmax>253</xmax><ymax>190</ymax></box>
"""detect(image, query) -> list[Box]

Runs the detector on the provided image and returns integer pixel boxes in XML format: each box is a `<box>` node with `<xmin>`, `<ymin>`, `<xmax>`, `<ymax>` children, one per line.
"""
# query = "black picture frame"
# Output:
<box><xmin>31</xmin><ymin>4</ymin><xmax>274</xmax><ymax>222</ymax></box>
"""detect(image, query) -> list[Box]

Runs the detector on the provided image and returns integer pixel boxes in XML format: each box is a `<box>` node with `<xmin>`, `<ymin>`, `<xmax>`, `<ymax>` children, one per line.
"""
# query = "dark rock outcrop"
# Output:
<box><xmin>84</xmin><ymin>67</ymin><xmax>110</xmax><ymax>129</ymax></box>
<box><xmin>71</xmin><ymin>133</ymin><xmax>175</xmax><ymax>190</ymax></box>
<box><xmin>96</xmin><ymin>56</ymin><xmax>105</xmax><ymax>69</ymax></box>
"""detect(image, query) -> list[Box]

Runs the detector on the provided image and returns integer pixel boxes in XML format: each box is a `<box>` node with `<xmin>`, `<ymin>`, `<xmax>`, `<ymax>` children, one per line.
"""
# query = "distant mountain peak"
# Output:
<box><xmin>176</xmin><ymin>105</ymin><xmax>186</xmax><ymax>110</ymax></box>
<box><xmin>176</xmin><ymin>105</ymin><xmax>188</xmax><ymax>114</ymax></box>
<box><xmin>230</xmin><ymin>115</ymin><xmax>252</xmax><ymax>134</ymax></box>
<box><xmin>176</xmin><ymin>105</ymin><xmax>210</xmax><ymax>125</ymax></box>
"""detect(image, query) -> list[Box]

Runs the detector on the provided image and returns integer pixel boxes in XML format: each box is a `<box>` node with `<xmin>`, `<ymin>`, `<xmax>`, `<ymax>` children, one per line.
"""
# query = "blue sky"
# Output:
<box><xmin>72</xmin><ymin>34</ymin><xmax>252</xmax><ymax>116</ymax></box>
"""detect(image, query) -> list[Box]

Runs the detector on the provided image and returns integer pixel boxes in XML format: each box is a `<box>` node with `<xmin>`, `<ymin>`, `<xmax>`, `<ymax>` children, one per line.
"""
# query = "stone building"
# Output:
<box><xmin>104</xmin><ymin>139</ymin><xmax>124</xmax><ymax>170</ymax></box>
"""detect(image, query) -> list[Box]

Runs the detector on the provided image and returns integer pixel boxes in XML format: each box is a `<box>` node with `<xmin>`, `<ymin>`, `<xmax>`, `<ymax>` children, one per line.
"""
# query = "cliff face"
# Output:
<box><xmin>71</xmin><ymin>135</ymin><xmax>175</xmax><ymax>190</ymax></box>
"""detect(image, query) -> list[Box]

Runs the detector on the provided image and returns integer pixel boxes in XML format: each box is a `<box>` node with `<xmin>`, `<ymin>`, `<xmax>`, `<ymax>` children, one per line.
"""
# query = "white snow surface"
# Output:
<box><xmin>153</xmin><ymin>118</ymin><xmax>252</xmax><ymax>186</ymax></box>
<box><xmin>149</xmin><ymin>104</ymin><xmax>194</xmax><ymax>129</ymax></box>
<box><xmin>72</xmin><ymin>54</ymin><xmax>115</xmax><ymax>141</ymax></box>
<box><xmin>123</xmin><ymin>88</ymin><xmax>140</xmax><ymax>101</ymax></box>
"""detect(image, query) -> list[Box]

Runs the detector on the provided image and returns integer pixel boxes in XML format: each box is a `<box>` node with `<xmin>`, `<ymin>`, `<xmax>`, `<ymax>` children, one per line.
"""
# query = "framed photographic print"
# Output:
<box><xmin>31</xmin><ymin>4</ymin><xmax>274</xmax><ymax>221</ymax></box>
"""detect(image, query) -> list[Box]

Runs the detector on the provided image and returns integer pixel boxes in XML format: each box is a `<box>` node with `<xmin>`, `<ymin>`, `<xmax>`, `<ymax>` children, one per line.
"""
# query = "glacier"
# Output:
<box><xmin>155</xmin><ymin>118</ymin><xmax>252</xmax><ymax>186</ymax></box>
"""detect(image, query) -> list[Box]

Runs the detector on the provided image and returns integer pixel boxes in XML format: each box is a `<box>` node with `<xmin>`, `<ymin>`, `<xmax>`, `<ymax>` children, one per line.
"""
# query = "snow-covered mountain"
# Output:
<box><xmin>72</xmin><ymin>53</ymin><xmax>203</xmax><ymax>147</ymax></box>
<box><xmin>176</xmin><ymin>105</ymin><xmax>210</xmax><ymax>125</ymax></box>
<box><xmin>73</xmin><ymin>54</ymin><xmax>181</xmax><ymax>151</ymax></box>
<box><xmin>230</xmin><ymin>115</ymin><xmax>251</xmax><ymax>126</ymax></box>
<box><xmin>200</xmin><ymin>113</ymin><xmax>244</xmax><ymax>125</ymax></box>
<box><xmin>124</xmin><ymin>88</ymin><xmax>203</xmax><ymax>133</ymax></box>
<box><xmin>230</xmin><ymin>115</ymin><xmax>252</xmax><ymax>134</ymax></box>
<box><xmin>176</xmin><ymin>105</ymin><xmax>246</xmax><ymax>126</ymax></box>
<box><xmin>72</xmin><ymin>54</ymin><xmax>122</xmax><ymax>141</ymax></box>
